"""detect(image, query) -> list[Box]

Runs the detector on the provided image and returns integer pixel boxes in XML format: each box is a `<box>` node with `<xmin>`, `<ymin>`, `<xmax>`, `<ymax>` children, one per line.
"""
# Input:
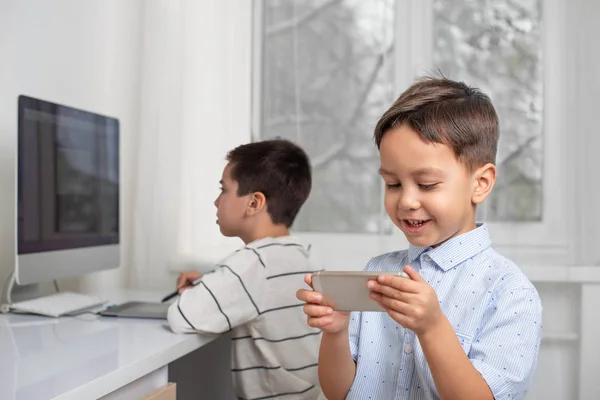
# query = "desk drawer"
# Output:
<box><xmin>140</xmin><ymin>382</ymin><xmax>176</xmax><ymax>400</ymax></box>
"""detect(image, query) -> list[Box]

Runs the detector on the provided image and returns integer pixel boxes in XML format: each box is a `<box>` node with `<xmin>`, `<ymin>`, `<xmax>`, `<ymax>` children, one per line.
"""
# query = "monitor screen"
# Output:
<box><xmin>17</xmin><ymin>96</ymin><xmax>119</xmax><ymax>255</ymax></box>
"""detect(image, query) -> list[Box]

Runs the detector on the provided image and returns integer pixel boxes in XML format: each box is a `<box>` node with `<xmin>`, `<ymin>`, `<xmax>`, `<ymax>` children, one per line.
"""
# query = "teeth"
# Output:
<box><xmin>407</xmin><ymin>220</ymin><xmax>426</xmax><ymax>227</ymax></box>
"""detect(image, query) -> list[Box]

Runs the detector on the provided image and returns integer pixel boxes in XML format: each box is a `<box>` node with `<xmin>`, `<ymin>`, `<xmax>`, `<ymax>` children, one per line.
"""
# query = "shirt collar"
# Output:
<box><xmin>247</xmin><ymin>235</ymin><xmax>302</xmax><ymax>247</ymax></box>
<box><xmin>407</xmin><ymin>223</ymin><xmax>492</xmax><ymax>271</ymax></box>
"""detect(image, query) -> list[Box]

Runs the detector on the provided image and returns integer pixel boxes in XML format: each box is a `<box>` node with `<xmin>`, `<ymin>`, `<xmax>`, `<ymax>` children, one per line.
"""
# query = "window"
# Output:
<box><xmin>255</xmin><ymin>0</ymin><xmax>395</xmax><ymax>234</ymax></box>
<box><xmin>254</xmin><ymin>0</ymin><xmax>569</xmax><ymax>267</ymax></box>
<box><xmin>432</xmin><ymin>0</ymin><xmax>543</xmax><ymax>222</ymax></box>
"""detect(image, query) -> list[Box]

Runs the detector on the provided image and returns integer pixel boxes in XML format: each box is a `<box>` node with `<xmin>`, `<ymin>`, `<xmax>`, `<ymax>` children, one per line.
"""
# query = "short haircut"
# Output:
<box><xmin>374</xmin><ymin>76</ymin><xmax>499</xmax><ymax>170</ymax></box>
<box><xmin>226</xmin><ymin>139</ymin><xmax>312</xmax><ymax>227</ymax></box>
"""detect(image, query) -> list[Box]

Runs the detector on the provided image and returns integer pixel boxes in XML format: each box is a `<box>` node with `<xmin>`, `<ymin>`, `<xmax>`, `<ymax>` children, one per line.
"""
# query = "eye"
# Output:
<box><xmin>385</xmin><ymin>183</ymin><xmax>401</xmax><ymax>189</ymax></box>
<box><xmin>419</xmin><ymin>183</ymin><xmax>439</xmax><ymax>191</ymax></box>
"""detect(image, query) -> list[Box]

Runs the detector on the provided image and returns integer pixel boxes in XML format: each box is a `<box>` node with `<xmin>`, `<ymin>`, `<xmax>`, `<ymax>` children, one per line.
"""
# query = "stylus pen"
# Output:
<box><xmin>161</xmin><ymin>278</ymin><xmax>202</xmax><ymax>303</ymax></box>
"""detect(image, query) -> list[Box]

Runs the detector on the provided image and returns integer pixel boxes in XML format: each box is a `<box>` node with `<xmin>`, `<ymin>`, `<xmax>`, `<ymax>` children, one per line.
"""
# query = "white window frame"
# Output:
<box><xmin>252</xmin><ymin>0</ymin><xmax>572</xmax><ymax>270</ymax></box>
<box><xmin>397</xmin><ymin>0</ymin><xmax>572</xmax><ymax>266</ymax></box>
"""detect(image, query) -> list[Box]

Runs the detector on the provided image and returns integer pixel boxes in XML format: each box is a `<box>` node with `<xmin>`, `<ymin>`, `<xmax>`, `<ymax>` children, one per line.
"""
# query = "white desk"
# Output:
<box><xmin>0</xmin><ymin>291</ymin><xmax>228</xmax><ymax>400</ymax></box>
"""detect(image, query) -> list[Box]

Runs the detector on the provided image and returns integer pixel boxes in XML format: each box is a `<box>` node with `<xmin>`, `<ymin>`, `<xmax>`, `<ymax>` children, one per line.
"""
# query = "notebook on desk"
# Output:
<box><xmin>98</xmin><ymin>301</ymin><xmax>170</xmax><ymax>319</ymax></box>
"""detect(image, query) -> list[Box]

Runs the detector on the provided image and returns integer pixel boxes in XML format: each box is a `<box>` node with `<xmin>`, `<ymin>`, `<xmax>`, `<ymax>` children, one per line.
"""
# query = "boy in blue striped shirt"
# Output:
<box><xmin>297</xmin><ymin>77</ymin><xmax>542</xmax><ymax>400</ymax></box>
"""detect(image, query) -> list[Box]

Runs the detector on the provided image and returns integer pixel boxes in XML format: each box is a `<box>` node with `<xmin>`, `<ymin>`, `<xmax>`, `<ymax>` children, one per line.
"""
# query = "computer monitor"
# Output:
<box><xmin>15</xmin><ymin>95</ymin><xmax>120</xmax><ymax>285</ymax></box>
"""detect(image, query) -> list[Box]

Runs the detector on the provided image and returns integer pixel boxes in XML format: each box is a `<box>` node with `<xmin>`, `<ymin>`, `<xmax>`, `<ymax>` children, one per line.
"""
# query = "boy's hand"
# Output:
<box><xmin>296</xmin><ymin>274</ymin><xmax>350</xmax><ymax>334</ymax></box>
<box><xmin>368</xmin><ymin>266</ymin><xmax>444</xmax><ymax>337</ymax></box>
<box><xmin>176</xmin><ymin>271</ymin><xmax>201</xmax><ymax>294</ymax></box>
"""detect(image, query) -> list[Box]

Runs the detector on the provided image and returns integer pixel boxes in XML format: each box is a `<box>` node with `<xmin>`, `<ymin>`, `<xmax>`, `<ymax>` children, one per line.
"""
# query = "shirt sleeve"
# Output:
<box><xmin>469</xmin><ymin>286</ymin><xmax>543</xmax><ymax>400</ymax></box>
<box><xmin>167</xmin><ymin>249</ymin><xmax>267</xmax><ymax>334</ymax></box>
<box><xmin>348</xmin><ymin>311</ymin><xmax>361</xmax><ymax>361</ymax></box>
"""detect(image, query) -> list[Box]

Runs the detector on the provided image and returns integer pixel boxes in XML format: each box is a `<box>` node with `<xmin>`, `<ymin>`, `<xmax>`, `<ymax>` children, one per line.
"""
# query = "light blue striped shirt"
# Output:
<box><xmin>347</xmin><ymin>224</ymin><xmax>542</xmax><ymax>400</ymax></box>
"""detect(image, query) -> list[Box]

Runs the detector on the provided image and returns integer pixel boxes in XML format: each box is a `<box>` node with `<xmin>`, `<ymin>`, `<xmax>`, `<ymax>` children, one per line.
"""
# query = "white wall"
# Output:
<box><xmin>0</xmin><ymin>0</ymin><xmax>253</xmax><ymax>295</ymax></box>
<box><xmin>0</xmin><ymin>0</ymin><xmax>143</xmax><ymax>293</ymax></box>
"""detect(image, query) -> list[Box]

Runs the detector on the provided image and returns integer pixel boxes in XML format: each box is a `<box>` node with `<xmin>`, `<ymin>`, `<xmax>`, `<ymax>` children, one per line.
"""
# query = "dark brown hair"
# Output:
<box><xmin>226</xmin><ymin>139</ymin><xmax>312</xmax><ymax>227</ymax></box>
<box><xmin>374</xmin><ymin>77</ymin><xmax>499</xmax><ymax>170</ymax></box>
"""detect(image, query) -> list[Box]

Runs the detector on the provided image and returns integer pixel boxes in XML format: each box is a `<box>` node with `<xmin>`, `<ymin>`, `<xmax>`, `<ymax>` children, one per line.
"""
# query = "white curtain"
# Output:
<box><xmin>127</xmin><ymin>0</ymin><xmax>252</xmax><ymax>290</ymax></box>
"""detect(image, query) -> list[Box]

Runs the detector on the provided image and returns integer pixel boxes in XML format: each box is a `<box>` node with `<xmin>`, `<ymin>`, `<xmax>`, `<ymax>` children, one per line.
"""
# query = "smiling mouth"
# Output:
<box><xmin>406</xmin><ymin>220</ymin><xmax>427</xmax><ymax>227</ymax></box>
<box><xmin>405</xmin><ymin>219</ymin><xmax>430</xmax><ymax>226</ymax></box>
<box><xmin>402</xmin><ymin>219</ymin><xmax>432</xmax><ymax>233</ymax></box>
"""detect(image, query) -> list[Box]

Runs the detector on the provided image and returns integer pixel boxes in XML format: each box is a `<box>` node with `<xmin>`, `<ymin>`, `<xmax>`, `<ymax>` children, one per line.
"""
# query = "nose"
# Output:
<box><xmin>214</xmin><ymin>196</ymin><xmax>220</xmax><ymax>208</ymax></box>
<box><xmin>398</xmin><ymin>188</ymin><xmax>420</xmax><ymax>211</ymax></box>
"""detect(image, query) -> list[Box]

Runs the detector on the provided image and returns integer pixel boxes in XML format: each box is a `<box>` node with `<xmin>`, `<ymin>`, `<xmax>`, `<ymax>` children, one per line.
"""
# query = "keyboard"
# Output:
<box><xmin>9</xmin><ymin>292</ymin><xmax>107</xmax><ymax>318</ymax></box>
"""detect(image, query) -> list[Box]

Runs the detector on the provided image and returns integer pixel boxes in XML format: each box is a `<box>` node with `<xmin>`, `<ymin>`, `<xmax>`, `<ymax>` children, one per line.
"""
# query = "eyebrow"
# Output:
<box><xmin>411</xmin><ymin>167</ymin><xmax>445</xmax><ymax>177</ymax></box>
<box><xmin>378</xmin><ymin>167</ymin><xmax>445</xmax><ymax>177</ymax></box>
<box><xmin>378</xmin><ymin>167</ymin><xmax>395</xmax><ymax>176</ymax></box>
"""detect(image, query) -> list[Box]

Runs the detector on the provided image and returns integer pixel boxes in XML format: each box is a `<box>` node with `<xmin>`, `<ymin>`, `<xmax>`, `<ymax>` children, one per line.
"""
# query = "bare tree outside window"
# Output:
<box><xmin>257</xmin><ymin>0</ymin><xmax>543</xmax><ymax>234</ymax></box>
<box><xmin>258</xmin><ymin>0</ymin><xmax>395</xmax><ymax>234</ymax></box>
<box><xmin>433</xmin><ymin>0</ymin><xmax>544</xmax><ymax>221</ymax></box>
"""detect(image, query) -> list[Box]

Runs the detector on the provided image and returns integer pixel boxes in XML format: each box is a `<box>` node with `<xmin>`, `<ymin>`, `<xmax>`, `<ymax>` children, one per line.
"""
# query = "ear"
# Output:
<box><xmin>471</xmin><ymin>163</ymin><xmax>496</xmax><ymax>205</ymax></box>
<box><xmin>246</xmin><ymin>192</ymin><xmax>267</xmax><ymax>216</ymax></box>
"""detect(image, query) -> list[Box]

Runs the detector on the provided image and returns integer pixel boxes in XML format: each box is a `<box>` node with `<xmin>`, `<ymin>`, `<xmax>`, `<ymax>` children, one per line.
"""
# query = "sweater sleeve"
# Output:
<box><xmin>167</xmin><ymin>249</ymin><xmax>267</xmax><ymax>334</ymax></box>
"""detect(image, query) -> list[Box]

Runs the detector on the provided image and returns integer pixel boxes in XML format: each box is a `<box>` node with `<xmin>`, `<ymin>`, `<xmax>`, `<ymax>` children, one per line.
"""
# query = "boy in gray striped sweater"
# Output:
<box><xmin>167</xmin><ymin>139</ymin><xmax>323</xmax><ymax>400</ymax></box>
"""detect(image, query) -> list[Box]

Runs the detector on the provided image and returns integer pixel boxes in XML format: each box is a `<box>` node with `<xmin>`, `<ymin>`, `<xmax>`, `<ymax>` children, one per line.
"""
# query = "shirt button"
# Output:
<box><xmin>423</xmin><ymin>254</ymin><xmax>431</xmax><ymax>262</ymax></box>
<box><xmin>404</xmin><ymin>344</ymin><xmax>413</xmax><ymax>354</ymax></box>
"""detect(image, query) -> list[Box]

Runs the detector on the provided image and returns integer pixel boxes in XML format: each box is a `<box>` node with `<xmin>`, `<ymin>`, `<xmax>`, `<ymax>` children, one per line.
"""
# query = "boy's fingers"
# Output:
<box><xmin>176</xmin><ymin>271</ymin><xmax>200</xmax><ymax>289</ymax></box>
<box><xmin>375</xmin><ymin>274</ymin><xmax>419</xmax><ymax>293</ymax></box>
<box><xmin>176</xmin><ymin>275</ymin><xmax>187</xmax><ymax>289</ymax></box>
<box><xmin>303</xmin><ymin>304</ymin><xmax>333</xmax><ymax>317</ymax></box>
<box><xmin>368</xmin><ymin>281</ymin><xmax>412</xmax><ymax>302</ymax></box>
<box><xmin>296</xmin><ymin>288</ymin><xmax>323</xmax><ymax>303</ymax></box>
<box><xmin>375</xmin><ymin>294</ymin><xmax>411</xmax><ymax>315</ymax></box>
<box><xmin>296</xmin><ymin>288</ymin><xmax>309</xmax><ymax>301</ymax></box>
<box><xmin>304</xmin><ymin>273</ymin><xmax>313</xmax><ymax>288</ymax></box>
<box><xmin>369</xmin><ymin>292</ymin><xmax>383</xmax><ymax>303</ymax></box>
<box><xmin>307</xmin><ymin>316</ymin><xmax>333</xmax><ymax>328</ymax></box>
<box><xmin>402</xmin><ymin>265</ymin><xmax>426</xmax><ymax>283</ymax></box>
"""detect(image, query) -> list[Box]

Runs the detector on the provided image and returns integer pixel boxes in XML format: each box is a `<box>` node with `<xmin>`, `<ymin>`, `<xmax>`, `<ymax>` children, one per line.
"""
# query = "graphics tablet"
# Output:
<box><xmin>98</xmin><ymin>301</ymin><xmax>170</xmax><ymax>319</ymax></box>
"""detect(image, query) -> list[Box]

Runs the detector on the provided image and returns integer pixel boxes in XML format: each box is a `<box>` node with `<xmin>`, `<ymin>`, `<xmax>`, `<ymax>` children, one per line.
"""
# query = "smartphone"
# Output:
<box><xmin>311</xmin><ymin>270</ymin><xmax>410</xmax><ymax>312</ymax></box>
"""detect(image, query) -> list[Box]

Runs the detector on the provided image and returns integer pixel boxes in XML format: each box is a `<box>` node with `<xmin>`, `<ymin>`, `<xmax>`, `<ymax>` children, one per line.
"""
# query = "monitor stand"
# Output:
<box><xmin>1</xmin><ymin>270</ymin><xmax>47</xmax><ymax>312</ymax></box>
